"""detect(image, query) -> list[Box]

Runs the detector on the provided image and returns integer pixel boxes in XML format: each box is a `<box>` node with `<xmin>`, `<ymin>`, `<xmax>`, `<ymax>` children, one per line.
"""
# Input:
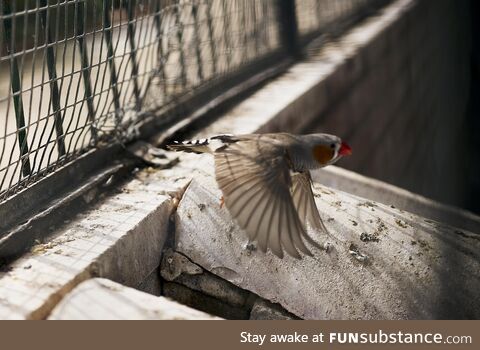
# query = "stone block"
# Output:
<box><xmin>49</xmin><ymin>278</ymin><xmax>220</xmax><ymax>320</ymax></box>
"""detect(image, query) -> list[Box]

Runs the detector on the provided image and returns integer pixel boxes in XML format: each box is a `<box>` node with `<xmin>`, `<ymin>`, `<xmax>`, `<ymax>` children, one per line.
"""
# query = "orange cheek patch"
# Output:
<box><xmin>313</xmin><ymin>145</ymin><xmax>335</xmax><ymax>165</ymax></box>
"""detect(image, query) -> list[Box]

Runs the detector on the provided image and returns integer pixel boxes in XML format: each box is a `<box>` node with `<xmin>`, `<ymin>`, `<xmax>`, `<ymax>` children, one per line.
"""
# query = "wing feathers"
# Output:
<box><xmin>289</xmin><ymin>207</ymin><xmax>313</xmax><ymax>256</ymax></box>
<box><xmin>283</xmin><ymin>202</ymin><xmax>302</xmax><ymax>258</ymax></box>
<box><xmin>269</xmin><ymin>190</ymin><xmax>284</xmax><ymax>258</ymax></box>
<box><xmin>214</xmin><ymin>138</ymin><xmax>322</xmax><ymax>258</ymax></box>
<box><xmin>256</xmin><ymin>188</ymin><xmax>277</xmax><ymax>253</ymax></box>
<box><xmin>291</xmin><ymin>173</ymin><xmax>325</xmax><ymax>249</ymax></box>
<box><xmin>251</xmin><ymin>189</ymin><xmax>274</xmax><ymax>242</ymax></box>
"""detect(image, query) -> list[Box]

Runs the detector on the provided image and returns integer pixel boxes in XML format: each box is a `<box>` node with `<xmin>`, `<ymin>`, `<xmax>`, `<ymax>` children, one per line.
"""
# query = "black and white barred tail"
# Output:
<box><xmin>166</xmin><ymin>134</ymin><xmax>237</xmax><ymax>154</ymax></box>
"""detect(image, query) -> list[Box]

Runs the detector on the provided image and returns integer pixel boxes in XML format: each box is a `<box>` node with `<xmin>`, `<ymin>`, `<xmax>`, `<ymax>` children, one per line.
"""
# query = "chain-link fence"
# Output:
<box><xmin>0</xmin><ymin>0</ymin><xmax>386</xmax><ymax>204</ymax></box>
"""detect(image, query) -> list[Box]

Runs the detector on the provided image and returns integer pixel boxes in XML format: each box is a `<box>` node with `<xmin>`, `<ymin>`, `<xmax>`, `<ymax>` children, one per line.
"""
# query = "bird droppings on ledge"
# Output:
<box><xmin>332</xmin><ymin>201</ymin><xmax>343</xmax><ymax>208</ymax></box>
<box><xmin>395</xmin><ymin>219</ymin><xmax>409</xmax><ymax>228</ymax></box>
<box><xmin>348</xmin><ymin>243</ymin><xmax>370</xmax><ymax>263</ymax></box>
<box><xmin>244</xmin><ymin>242</ymin><xmax>257</xmax><ymax>255</ymax></box>
<box><xmin>376</xmin><ymin>218</ymin><xmax>388</xmax><ymax>232</ymax></box>
<box><xmin>357</xmin><ymin>201</ymin><xmax>378</xmax><ymax>208</ymax></box>
<box><xmin>322</xmin><ymin>242</ymin><xmax>334</xmax><ymax>253</ymax></box>
<box><xmin>360</xmin><ymin>232</ymin><xmax>379</xmax><ymax>243</ymax></box>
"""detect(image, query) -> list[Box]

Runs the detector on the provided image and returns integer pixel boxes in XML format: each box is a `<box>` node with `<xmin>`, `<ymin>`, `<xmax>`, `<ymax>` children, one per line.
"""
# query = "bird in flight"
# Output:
<box><xmin>167</xmin><ymin>133</ymin><xmax>352</xmax><ymax>259</ymax></box>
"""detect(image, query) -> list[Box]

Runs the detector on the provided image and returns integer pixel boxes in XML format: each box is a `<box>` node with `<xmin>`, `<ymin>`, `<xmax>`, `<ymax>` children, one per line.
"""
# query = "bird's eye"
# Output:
<box><xmin>330</xmin><ymin>143</ymin><xmax>335</xmax><ymax>149</ymax></box>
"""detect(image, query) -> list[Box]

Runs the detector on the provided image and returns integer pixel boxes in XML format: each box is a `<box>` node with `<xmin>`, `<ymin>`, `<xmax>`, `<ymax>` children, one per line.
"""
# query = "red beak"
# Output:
<box><xmin>339</xmin><ymin>141</ymin><xmax>352</xmax><ymax>156</ymax></box>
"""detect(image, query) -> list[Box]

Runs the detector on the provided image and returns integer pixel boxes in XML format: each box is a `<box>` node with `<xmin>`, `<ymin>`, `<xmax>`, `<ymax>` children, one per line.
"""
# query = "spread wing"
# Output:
<box><xmin>291</xmin><ymin>172</ymin><xmax>327</xmax><ymax>247</ymax></box>
<box><xmin>214</xmin><ymin>136</ymin><xmax>313</xmax><ymax>258</ymax></box>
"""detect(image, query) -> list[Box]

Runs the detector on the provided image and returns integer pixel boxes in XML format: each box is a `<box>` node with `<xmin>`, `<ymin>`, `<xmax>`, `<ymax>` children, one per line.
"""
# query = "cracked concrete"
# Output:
<box><xmin>160</xmin><ymin>248</ymin><xmax>297</xmax><ymax>320</ymax></box>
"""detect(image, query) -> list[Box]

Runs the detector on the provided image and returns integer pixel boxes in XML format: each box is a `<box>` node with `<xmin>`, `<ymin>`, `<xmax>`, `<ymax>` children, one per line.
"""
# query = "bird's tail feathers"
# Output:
<box><xmin>166</xmin><ymin>138</ymin><xmax>211</xmax><ymax>154</ymax></box>
<box><xmin>166</xmin><ymin>134</ymin><xmax>236</xmax><ymax>154</ymax></box>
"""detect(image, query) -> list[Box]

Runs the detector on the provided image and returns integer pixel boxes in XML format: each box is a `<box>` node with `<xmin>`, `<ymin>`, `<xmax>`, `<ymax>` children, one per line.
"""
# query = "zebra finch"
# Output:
<box><xmin>167</xmin><ymin>132</ymin><xmax>352</xmax><ymax>259</ymax></box>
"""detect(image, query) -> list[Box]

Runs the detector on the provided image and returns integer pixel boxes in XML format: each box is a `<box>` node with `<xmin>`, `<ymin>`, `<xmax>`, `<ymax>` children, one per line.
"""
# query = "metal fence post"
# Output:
<box><xmin>276</xmin><ymin>0</ymin><xmax>301</xmax><ymax>58</ymax></box>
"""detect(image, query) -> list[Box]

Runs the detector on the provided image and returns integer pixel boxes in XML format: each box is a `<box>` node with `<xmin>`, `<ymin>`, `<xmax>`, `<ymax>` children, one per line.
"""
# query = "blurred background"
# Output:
<box><xmin>302</xmin><ymin>0</ymin><xmax>478</xmax><ymax>214</ymax></box>
<box><xmin>0</xmin><ymin>0</ymin><xmax>478</xmax><ymax>215</ymax></box>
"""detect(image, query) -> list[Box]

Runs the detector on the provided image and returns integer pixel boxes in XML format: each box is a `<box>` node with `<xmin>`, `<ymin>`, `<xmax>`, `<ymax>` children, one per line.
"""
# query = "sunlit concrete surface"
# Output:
<box><xmin>48</xmin><ymin>278</ymin><xmax>220</xmax><ymax>320</ymax></box>
<box><xmin>0</xmin><ymin>178</ymin><xmax>176</xmax><ymax>320</ymax></box>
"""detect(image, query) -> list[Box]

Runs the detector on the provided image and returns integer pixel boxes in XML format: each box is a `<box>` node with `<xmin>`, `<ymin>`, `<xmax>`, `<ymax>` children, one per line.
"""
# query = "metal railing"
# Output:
<box><xmin>0</xmin><ymin>0</ymin><xmax>385</xmax><ymax>205</ymax></box>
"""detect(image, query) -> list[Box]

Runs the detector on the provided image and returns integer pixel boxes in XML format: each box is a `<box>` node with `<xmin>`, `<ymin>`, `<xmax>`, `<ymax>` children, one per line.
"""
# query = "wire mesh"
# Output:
<box><xmin>0</xmin><ymin>0</ymin><xmax>385</xmax><ymax>204</ymax></box>
<box><xmin>0</xmin><ymin>0</ymin><xmax>280</xmax><ymax>201</ymax></box>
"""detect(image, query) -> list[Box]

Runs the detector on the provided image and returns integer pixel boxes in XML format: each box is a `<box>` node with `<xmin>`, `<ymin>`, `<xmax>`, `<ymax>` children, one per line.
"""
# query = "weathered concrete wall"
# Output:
<box><xmin>300</xmin><ymin>0</ymin><xmax>471</xmax><ymax>209</ymax></box>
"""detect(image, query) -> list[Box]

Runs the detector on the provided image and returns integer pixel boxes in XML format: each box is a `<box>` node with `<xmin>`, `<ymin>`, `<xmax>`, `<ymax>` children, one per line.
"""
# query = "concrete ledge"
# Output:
<box><xmin>0</xmin><ymin>173</ymin><xmax>186</xmax><ymax>319</ymax></box>
<box><xmin>175</xmin><ymin>170</ymin><xmax>480</xmax><ymax>319</ymax></box>
<box><xmin>49</xmin><ymin>278</ymin><xmax>220</xmax><ymax>320</ymax></box>
<box><xmin>313</xmin><ymin>166</ymin><xmax>480</xmax><ymax>234</ymax></box>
